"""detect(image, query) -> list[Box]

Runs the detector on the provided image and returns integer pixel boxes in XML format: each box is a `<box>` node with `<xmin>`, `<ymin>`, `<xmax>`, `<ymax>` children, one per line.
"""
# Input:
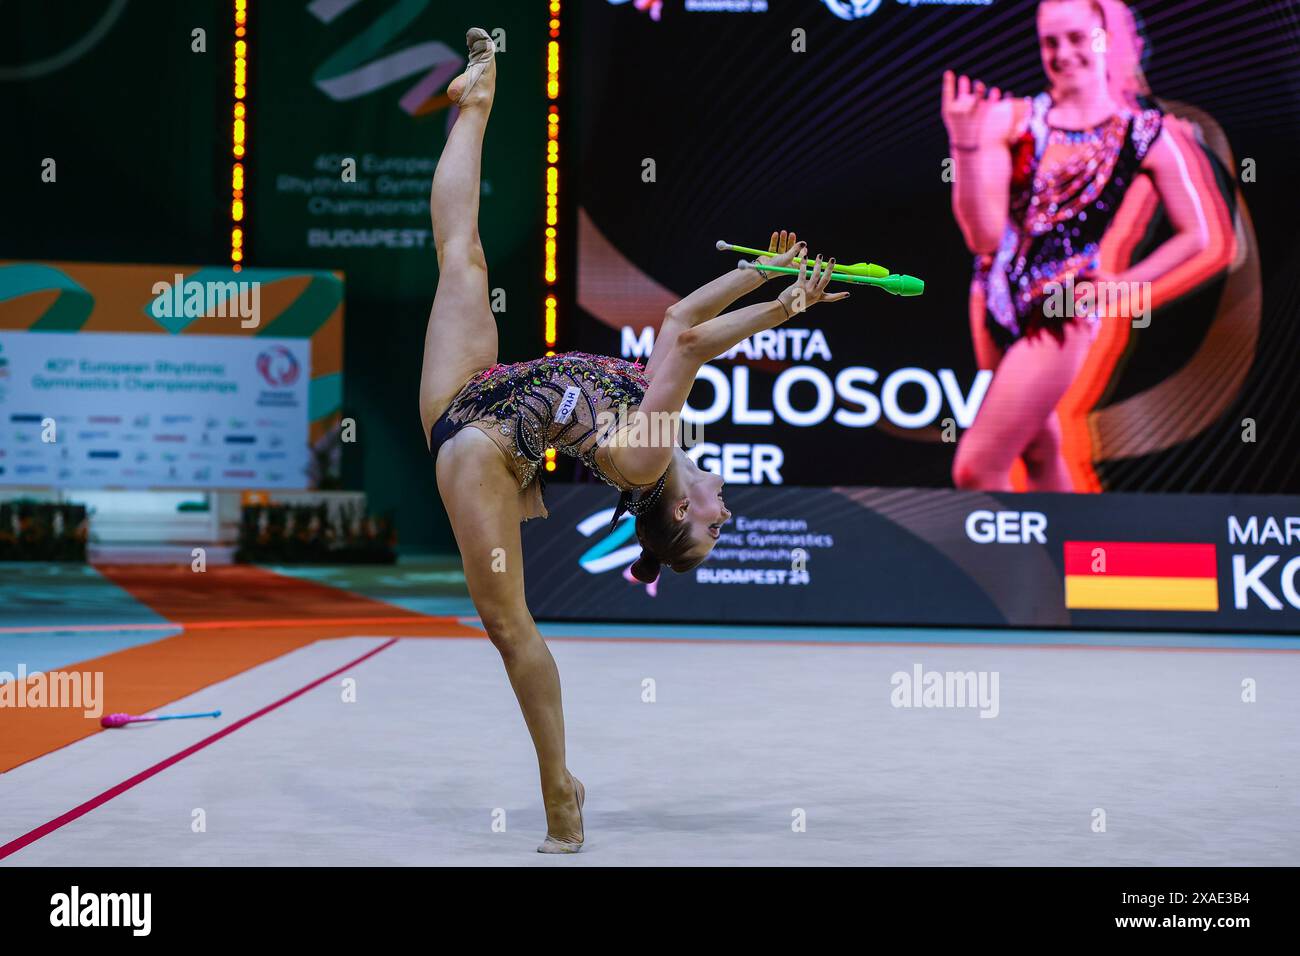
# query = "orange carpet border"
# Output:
<box><xmin>0</xmin><ymin>565</ymin><xmax>482</xmax><ymax>773</ymax></box>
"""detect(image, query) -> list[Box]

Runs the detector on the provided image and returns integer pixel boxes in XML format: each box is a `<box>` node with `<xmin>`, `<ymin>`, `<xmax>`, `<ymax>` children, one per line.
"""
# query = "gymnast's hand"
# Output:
<box><xmin>753</xmin><ymin>230</ymin><xmax>800</xmax><ymax>280</ymax></box>
<box><xmin>776</xmin><ymin>248</ymin><xmax>850</xmax><ymax>317</ymax></box>
<box><xmin>941</xmin><ymin>71</ymin><xmax>1008</xmax><ymax>150</ymax></box>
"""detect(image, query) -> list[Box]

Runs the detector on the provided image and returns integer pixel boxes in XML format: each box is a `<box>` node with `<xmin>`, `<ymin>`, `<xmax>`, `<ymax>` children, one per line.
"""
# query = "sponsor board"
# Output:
<box><xmin>0</xmin><ymin>332</ymin><xmax>311</xmax><ymax>489</ymax></box>
<box><xmin>522</xmin><ymin>485</ymin><xmax>1300</xmax><ymax>633</ymax></box>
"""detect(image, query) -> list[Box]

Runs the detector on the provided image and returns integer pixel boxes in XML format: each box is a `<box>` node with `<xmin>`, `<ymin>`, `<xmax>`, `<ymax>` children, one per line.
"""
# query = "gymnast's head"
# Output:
<box><xmin>1037</xmin><ymin>0</ymin><xmax>1146</xmax><ymax>109</ymax></box>
<box><xmin>630</xmin><ymin>448</ymin><xmax>731</xmax><ymax>583</ymax></box>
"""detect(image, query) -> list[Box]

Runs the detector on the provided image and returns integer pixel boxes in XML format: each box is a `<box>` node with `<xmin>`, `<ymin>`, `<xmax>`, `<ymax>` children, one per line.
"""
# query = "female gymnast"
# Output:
<box><xmin>420</xmin><ymin>29</ymin><xmax>847</xmax><ymax>852</ymax></box>
<box><xmin>942</xmin><ymin>0</ymin><xmax>1225</xmax><ymax>491</ymax></box>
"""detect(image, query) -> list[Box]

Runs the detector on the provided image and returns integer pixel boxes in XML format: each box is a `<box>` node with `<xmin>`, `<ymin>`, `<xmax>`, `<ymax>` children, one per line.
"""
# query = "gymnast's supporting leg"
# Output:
<box><xmin>436</xmin><ymin>433</ymin><xmax>583</xmax><ymax>848</ymax></box>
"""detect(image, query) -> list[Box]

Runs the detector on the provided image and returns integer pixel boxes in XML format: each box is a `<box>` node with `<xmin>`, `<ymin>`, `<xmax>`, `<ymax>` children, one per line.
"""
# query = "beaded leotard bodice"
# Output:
<box><xmin>977</xmin><ymin>92</ymin><xmax>1163</xmax><ymax>345</ymax></box>
<box><xmin>437</xmin><ymin>351</ymin><xmax>652</xmax><ymax>493</ymax></box>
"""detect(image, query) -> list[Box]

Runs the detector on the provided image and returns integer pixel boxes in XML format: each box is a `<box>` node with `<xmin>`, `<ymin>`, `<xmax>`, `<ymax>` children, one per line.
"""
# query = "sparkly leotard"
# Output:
<box><xmin>428</xmin><ymin>351</ymin><xmax>663</xmax><ymax>519</ymax></box>
<box><xmin>976</xmin><ymin>92</ymin><xmax>1163</xmax><ymax>348</ymax></box>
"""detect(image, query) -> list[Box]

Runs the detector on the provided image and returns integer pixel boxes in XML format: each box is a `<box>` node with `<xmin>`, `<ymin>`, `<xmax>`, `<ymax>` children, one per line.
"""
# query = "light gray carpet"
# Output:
<box><xmin>4</xmin><ymin>635</ymin><xmax>1297</xmax><ymax>865</ymax></box>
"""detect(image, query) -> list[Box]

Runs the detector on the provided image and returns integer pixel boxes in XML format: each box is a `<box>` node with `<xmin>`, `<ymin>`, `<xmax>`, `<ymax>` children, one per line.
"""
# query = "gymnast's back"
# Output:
<box><xmin>427</xmin><ymin>351</ymin><xmax>653</xmax><ymax>509</ymax></box>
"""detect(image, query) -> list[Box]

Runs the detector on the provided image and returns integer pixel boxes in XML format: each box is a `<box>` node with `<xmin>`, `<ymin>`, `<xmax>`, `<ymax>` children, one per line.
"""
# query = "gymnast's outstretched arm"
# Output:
<box><xmin>613</xmin><ymin>245</ymin><xmax>848</xmax><ymax>485</ymax></box>
<box><xmin>644</xmin><ymin>231</ymin><xmax>797</xmax><ymax>380</ymax></box>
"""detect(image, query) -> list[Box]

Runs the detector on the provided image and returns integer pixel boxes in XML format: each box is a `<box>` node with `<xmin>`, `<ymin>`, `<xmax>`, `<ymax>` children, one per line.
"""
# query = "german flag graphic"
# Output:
<box><xmin>1064</xmin><ymin>542</ymin><xmax>1219</xmax><ymax>612</ymax></box>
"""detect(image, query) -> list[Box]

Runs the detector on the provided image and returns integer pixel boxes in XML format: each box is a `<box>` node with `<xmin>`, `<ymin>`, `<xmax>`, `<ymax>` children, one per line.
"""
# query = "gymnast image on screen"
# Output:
<box><xmin>419</xmin><ymin>29</ymin><xmax>848</xmax><ymax>853</ymax></box>
<box><xmin>942</xmin><ymin>0</ymin><xmax>1233</xmax><ymax>492</ymax></box>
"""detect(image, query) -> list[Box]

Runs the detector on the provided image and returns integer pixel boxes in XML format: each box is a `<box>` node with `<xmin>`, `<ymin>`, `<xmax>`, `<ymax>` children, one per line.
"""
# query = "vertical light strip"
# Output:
<box><xmin>231</xmin><ymin>0</ymin><xmax>248</xmax><ymax>272</ymax></box>
<box><xmin>544</xmin><ymin>1</ymin><xmax>561</xmax><ymax>472</ymax></box>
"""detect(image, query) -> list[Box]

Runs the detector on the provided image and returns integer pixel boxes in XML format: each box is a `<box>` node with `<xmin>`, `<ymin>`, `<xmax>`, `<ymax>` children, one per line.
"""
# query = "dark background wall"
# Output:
<box><xmin>0</xmin><ymin>0</ymin><xmax>548</xmax><ymax>553</ymax></box>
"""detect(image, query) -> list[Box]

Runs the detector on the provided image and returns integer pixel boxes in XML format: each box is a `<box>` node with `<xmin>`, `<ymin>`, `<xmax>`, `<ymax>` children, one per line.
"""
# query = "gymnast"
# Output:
<box><xmin>421</xmin><ymin>29</ymin><xmax>847</xmax><ymax>853</ymax></box>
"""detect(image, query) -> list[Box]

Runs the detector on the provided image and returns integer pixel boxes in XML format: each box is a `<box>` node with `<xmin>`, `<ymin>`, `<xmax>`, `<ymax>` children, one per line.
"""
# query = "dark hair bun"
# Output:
<box><xmin>630</xmin><ymin>549</ymin><xmax>662</xmax><ymax>584</ymax></box>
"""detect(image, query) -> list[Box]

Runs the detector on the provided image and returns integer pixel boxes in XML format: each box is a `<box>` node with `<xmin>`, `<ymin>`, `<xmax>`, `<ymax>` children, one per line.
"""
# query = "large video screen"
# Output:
<box><xmin>573</xmin><ymin>0</ymin><xmax>1300</xmax><ymax>493</ymax></box>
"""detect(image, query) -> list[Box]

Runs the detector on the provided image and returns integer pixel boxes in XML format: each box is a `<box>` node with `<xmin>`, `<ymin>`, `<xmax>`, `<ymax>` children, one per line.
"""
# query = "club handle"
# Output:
<box><xmin>743</xmin><ymin>262</ymin><xmax>925</xmax><ymax>296</ymax></box>
<box><xmin>720</xmin><ymin>242</ymin><xmax>888</xmax><ymax>278</ymax></box>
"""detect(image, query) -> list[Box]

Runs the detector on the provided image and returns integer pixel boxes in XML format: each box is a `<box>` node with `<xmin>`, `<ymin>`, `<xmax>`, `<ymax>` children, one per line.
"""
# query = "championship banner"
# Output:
<box><xmin>0</xmin><ymin>261</ymin><xmax>343</xmax><ymax>490</ymax></box>
<box><xmin>253</xmin><ymin>1</ymin><xmax>545</xmax><ymax>301</ymax></box>
<box><xmin>522</xmin><ymin>484</ymin><xmax>1300</xmax><ymax>634</ymax></box>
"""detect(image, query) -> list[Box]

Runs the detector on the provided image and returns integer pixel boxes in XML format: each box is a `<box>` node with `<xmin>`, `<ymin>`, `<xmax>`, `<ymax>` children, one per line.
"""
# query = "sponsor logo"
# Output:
<box><xmin>554</xmin><ymin>385</ymin><xmax>582</xmax><ymax>425</ymax></box>
<box><xmin>576</xmin><ymin>508</ymin><xmax>640</xmax><ymax>575</ymax></box>
<box><xmin>256</xmin><ymin>346</ymin><xmax>300</xmax><ymax>388</ymax></box>
<box><xmin>823</xmin><ymin>0</ymin><xmax>882</xmax><ymax>18</ymax></box>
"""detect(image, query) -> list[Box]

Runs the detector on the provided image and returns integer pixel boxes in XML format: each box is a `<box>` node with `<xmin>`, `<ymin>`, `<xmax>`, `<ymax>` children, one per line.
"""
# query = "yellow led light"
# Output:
<box><xmin>231</xmin><ymin>4</ymin><xmax>248</xmax><ymax>270</ymax></box>
<box><xmin>543</xmin><ymin>8</ymin><xmax>560</xmax><ymax>346</ymax></box>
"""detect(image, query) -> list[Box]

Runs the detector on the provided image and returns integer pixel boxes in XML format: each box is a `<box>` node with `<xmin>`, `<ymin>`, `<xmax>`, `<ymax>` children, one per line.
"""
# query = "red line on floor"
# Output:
<box><xmin>0</xmin><ymin>638</ymin><xmax>398</xmax><ymax>862</ymax></box>
<box><xmin>0</xmin><ymin>616</ymin><xmax>459</xmax><ymax>635</ymax></box>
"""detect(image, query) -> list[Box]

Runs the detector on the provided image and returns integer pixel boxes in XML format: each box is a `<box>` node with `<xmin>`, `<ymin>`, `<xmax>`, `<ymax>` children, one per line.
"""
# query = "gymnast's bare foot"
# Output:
<box><xmin>448</xmin><ymin>27</ymin><xmax>496</xmax><ymax>112</ymax></box>
<box><xmin>538</xmin><ymin>772</ymin><xmax>584</xmax><ymax>853</ymax></box>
